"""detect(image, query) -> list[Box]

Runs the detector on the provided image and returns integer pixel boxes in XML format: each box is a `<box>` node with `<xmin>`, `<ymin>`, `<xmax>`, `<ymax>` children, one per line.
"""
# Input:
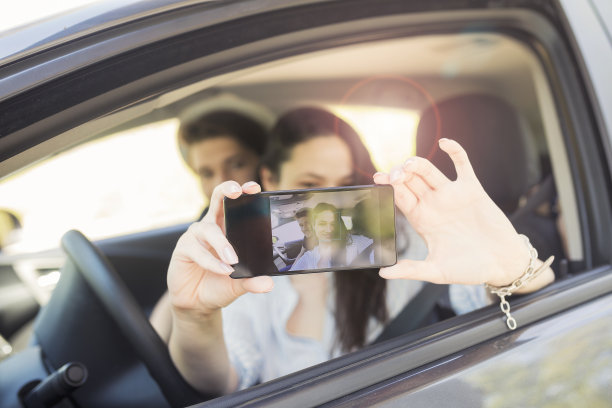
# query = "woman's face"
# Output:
<box><xmin>314</xmin><ymin>210</ymin><xmax>337</xmax><ymax>243</ymax></box>
<box><xmin>263</xmin><ymin>136</ymin><xmax>355</xmax><ymax>190</ymax></box>
<box><xmin>188</xmin><ymin>136</ymin><xmax>260</xmax><ymax>199</ymax></box>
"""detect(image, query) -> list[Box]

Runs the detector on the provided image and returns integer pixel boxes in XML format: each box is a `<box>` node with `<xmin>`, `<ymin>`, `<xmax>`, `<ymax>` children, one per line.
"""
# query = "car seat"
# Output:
<box><xmin>416</xmin><ymin>93</ymin><xmax>565</xmax><ymax>274</ymax></box>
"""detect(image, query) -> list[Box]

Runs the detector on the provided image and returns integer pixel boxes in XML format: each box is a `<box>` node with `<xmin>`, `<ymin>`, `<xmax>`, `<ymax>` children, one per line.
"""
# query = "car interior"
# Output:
<box><xmin>0</xmin><ymin>29</ymin><xmax>583</xmax><ymax>407</ymax></box>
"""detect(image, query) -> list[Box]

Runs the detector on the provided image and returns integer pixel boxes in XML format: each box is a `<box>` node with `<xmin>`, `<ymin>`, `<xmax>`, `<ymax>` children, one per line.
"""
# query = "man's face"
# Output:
<box><xmin>188</xmin><ymin>136</ymin><xmax>259</xmax><ymax>199</ymax></box>
<box><xmin>297</xmin><ymin>216</ymin><xmax>313</xmax><ymax>239</ymax></box>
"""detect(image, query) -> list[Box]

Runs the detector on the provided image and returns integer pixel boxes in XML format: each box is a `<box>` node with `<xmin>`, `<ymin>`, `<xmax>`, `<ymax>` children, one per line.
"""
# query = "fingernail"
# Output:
<box><xmin>389</xmin><ymin>168</ymin><xmax>402</xmax><ymax>183</ymax></box>
<box><xmin>438</xmin><ymin>138</ymin><xmax>450</xmax><ymax>144</ymax></box>
<box><xmin>373</xmin><ymin>171</ymin><xmax>385</xmax><ymax>178</ymax></box>
<box><xmin>223</xmin><ymin>246</ymin><xmax>239</xmax><ymax>264</ymax></box>
<box><xmin>221</xmin><ymin>262</ymin><xmax>234</xmax><ymax>274</ymax></box>
<box><xmin>228</xmin><ymin>184</ymin><xmax>241</xmax><ymax>194</ymax></box>
<box><xmin>243</xmin><ymin>181</ymin><xmax>258</xmax><ymax>189</ymax></box>
<box><xmin>403</xmin><ymin>158</ymin><xmax>416</xmax><ymax>168</ymax></box>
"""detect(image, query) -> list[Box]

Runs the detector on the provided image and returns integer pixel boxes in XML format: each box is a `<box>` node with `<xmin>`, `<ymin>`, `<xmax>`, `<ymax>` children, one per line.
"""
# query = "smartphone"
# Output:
<box><xmin>224</xmin><ymin>184</ymin><xmax>397</xmax><ymax>278</ymax></box>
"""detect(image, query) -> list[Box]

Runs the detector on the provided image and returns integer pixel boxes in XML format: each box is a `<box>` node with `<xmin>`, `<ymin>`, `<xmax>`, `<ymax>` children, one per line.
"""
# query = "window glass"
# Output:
<box><xmin>0</xmin><ymin>119</ymin><xmax>203</xmax><ymax>253</ymax></box>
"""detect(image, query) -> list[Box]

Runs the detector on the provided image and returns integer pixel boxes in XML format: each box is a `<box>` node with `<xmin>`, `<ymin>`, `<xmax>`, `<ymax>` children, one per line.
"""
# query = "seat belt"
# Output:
<box><xmin>373</xmin><ymin>283</ymin><xmax>448</xmax><ymax>344</ymax></box>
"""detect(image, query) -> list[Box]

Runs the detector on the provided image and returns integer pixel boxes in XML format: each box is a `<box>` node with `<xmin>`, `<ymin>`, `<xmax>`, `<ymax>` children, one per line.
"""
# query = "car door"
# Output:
<box><xmin>0</xmin><ymin>0</ymin><xmax>610</xmax><ymax>407</ymax></box>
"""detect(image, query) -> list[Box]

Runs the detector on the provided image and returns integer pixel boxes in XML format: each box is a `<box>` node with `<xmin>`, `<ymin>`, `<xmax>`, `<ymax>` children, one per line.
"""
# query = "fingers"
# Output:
<box><xmin>187</xmin><ymin>180</ymin><xmax>262</xmax><ymax>271</ymax></box>
<box><xmin>205</xmin><ymin>180</ymin><xmax>262</xmax><ymax>229</ymax></box>
<box><xmin>387</xmin><ymin>163</ymin><xmax>432</xmax><ymax>204</ymax></box>
<box><xmin>175</xmin><ymin>230</ymin><xmax>235</xmax><ymax>275</ymax></box>
<box><xmin>375</xmin><ymin>171</ymin><xmax>418</xmax><ymax>214</ymax></box>
<box><xmin>238</xmin><ymin>276</ymin><xmax>275</xmax><ymax>294</ymax></box>
<box><xmin>379</xmin><ymin>259</ymin><xmax>443</xmax><ymax>283</ymax></box>
<box><xmin>373</xmin><ymin>171</ymin><xmax>390</xmax><ymax>185</ymax></box>
<box><xmin>206</xmin><ymin>181</ymin><xmax>243</xmax><ymax>223</ymax></box>
<box><xmin>438</xmin><ymin>138</ymin><xmax>476</xmax><ymax>181</ymax></box>
<box><xmin>403</xmin><ymin>157</ymin><xmax>449</xmax><ymax>190</ymax></box>
<box><xmin>403</xmin><ymin>171</ymin><xmax>430</xmax><ymax>198</ymax></box>
<box><xmin>190</xmin><ymin>222</ymin><xmax>238</xmax><ymax>265</ymax></box>
<box><xmin>242</xmin><ymin>181</ymin><xmax>261</xmax><ymax>194</ymax></box>
<box><xmin>225</xmin><ymin>276</ymin><xmax>274</xmax><ymax>303</ymax></box>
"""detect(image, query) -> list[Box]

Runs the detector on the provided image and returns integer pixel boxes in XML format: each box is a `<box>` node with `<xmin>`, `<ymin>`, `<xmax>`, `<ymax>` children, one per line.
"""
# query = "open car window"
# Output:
<box><xmin>3</xmin><ymin>2</ymin><xmax>610</xmax><ymax>406</ymax></box>
<box><xmin>163</xmin><ymin>32</ymin><xmax>581</xmax><ymax>394</ymax></box>
<box><xmin>0</xmin><ymin>120</ymin><xmax>203</xmax><ymax>254</ymax></box>
<box><xmin>18</xmin><ymin>29</ymin><xmax>584</xmax><ymax>387</ymax></box>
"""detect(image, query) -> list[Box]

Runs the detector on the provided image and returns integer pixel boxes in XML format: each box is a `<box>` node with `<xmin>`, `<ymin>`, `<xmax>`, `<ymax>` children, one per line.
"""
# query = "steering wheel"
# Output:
<box><xmin>273</xmin><ymin>244</ymin><xmax>297</xmax><ymax>263</ymax></box>
<box><xmin>61</xmin><ymin>230</ymin><xmax>206</xmax><ymax>407</ymax></box>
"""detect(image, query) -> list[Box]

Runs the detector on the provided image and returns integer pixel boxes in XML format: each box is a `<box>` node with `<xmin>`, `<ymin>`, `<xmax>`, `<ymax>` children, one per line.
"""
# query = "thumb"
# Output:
<box><xmin>233</xmin><ymin>276</ymin><xmax>275</xmax><ymax>295</ymax></box>
<box><xmin>379</xmin><ymin>259</ymin><xmax>442</xmax><ymax>283</ymax></box>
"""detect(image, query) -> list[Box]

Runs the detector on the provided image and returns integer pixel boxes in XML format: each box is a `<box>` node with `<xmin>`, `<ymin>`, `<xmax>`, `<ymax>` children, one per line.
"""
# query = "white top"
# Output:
<box><xmin>223</xmin><ymin>277</ymin><xmax>488</xmax><ymax>390</ymax></box>
<box><xmin>222</xmin><ymin>221</ymin><xmax>490</xmax><ymax>389</ymax></box>
<box><xmin>289</xmin><ymin>234</ymin><xmax>373</xmax><ymax>271</ymax></box>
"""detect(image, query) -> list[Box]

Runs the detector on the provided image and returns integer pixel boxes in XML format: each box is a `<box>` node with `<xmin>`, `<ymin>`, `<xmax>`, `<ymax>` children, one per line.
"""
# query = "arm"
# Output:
<box><xmin>164</xmin><ymin>181</ymin><xmax>274</xmax><ymax>395</ymax></box>
<box><xmin>374</xmin><ymin>138</ymin><xmax>554</xmax><ymax>293</ymax></box>
<box><xmin>169</xmin><ymin>309</ymin><xmax>239</xmax><ymax>394</ymax></box>
<box><xmin>150</xmin><ymin>292</ymin><xmax>172</xmax><ymax>343</ymax></box>
<box><xmin>290</xmin><ymin>251</ymin><xmax>311</xmax><ymax>271</ymax></box>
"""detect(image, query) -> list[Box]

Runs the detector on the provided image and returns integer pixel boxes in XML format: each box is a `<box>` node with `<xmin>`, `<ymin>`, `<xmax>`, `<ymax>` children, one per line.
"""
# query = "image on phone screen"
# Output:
<box><xmin>225</xmin><ymin>185</ymin><xmax>396</xmax><ymax>278</ymax></box>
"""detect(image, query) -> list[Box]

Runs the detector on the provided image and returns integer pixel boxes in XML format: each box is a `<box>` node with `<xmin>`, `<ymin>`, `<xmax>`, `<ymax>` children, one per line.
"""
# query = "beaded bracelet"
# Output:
<box><xmin>485</xmin><ymin>234</ymin><xmax>554</xmax><ymax>330</ymax></box>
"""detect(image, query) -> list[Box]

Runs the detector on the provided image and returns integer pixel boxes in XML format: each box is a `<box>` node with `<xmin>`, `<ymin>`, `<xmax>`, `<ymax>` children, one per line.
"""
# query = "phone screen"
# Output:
<box><xmin>224</xmin><ymin>185</ymin><xmax>396</xmax><ymax>278</ymax></box>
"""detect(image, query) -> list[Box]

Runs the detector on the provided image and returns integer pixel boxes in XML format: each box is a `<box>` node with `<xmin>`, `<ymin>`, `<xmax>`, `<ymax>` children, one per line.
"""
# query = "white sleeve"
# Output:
<box><xmin>290</xmin><ymin>251</ymin><xmax>311</xmax><ymax>270</ymax></box>
<box><xmin>449</xmin><ymin>284</ymin><xmax>492</xmax><ymax>315</ymax></box>
<box><xmin>353</xmin><ymin>234</ymin><xmax>374</xmax><ymax>252</ymax></box>
<box><xmin>222</xmin><ymin>296</ymin><xmax>264</xmax><ymax>390</ymax></box>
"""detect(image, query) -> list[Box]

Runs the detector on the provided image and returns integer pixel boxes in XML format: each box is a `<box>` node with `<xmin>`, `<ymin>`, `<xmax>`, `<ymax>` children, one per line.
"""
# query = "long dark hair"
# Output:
<box><xmin>311</xmin><ymin>203</ymin><xmax>350</xmax><ymax>243</ymax></box>
<box><xmin>261</xmin><ymin>107</ymin><xmax>387</xmax><ymax>352</ymax></box>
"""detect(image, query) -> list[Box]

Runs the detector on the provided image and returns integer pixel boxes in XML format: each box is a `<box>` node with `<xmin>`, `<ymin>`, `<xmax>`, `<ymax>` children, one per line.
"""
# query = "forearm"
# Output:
<box><xmin>168</xmin><ymin>308</ymin><xmax>239</xmax><ymax>395</ymax></box>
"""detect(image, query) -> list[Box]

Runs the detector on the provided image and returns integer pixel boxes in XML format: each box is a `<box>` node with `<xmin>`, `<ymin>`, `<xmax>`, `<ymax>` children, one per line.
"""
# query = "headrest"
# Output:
<box><xmin>416</xmin><ymin>94</ymin><xmax>540</xmax><ymax>214</ymax></box>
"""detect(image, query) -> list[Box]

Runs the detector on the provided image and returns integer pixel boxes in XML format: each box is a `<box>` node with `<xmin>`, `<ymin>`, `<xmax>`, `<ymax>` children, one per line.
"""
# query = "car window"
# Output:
<box><xmin>0</xmin><ymin>119</ymin><xmax>203</xmax><ymax>254</ymax></box>
<box><xmin>157</xmin><ymin>31</ymin><xmax>577</xmax><ymax>391</ymax></box>
<box><xmin>208</xmin><ymin>31</ymin><xmax>578</xmax><ymax>263</ymax></box>
<box><xmin>2</xmin><ymin>27</ymin><xmax>582</xmax><ymax>397</ymax></box>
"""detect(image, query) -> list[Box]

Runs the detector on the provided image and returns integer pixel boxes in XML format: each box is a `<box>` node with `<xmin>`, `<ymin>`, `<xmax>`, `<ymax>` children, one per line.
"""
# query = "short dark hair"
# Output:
<box><xmin>295</xmin><ymin>207</ymin><xmax>310</xmax><ymax>219</ymax></box>
<box><xmin>178</xmin><ymin>110</ymin><xmax>268</xmax><ymax>163</ymax></box>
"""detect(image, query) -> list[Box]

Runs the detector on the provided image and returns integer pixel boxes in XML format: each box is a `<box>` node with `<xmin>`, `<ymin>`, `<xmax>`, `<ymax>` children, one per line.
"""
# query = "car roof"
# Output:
<box><xmin>0</xmin><ymin>0</ymin><xmax>213</xmax><ymax>65</ymax></box>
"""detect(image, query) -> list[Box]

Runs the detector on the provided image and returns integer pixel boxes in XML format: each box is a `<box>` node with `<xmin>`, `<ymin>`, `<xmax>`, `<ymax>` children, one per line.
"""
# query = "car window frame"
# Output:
<box><xmin>1</xmin><ymin>0</ymin><xmax>610</xmax><ymax>406</ymax></box>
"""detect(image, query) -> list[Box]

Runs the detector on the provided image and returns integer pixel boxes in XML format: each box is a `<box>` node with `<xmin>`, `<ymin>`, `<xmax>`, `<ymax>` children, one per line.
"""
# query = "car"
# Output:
<box><xmin>1</xmin><ymin>0</ymin><xmax>611</xmax><ymax>407</ymax></box>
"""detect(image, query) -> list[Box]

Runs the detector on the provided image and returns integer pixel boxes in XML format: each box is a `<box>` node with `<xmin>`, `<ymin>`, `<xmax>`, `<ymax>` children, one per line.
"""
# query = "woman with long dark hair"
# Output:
<box><xmin>289</xmin><ymin>202</ymin><xmax>373</xmax><ymax>270</ymax></box>
<box><xmin>258</xmin><ymin>107</ymin><xmax>389</xmax><ymax>356</ymax></box>
<box><xmin>159</xmin><ymin>107</ymin><xmax>555</xmax><ymax>395</ymax></box>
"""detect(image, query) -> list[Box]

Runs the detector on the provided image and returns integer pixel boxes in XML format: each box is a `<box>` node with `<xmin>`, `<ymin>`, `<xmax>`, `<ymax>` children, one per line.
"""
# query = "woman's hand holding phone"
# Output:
<box><xmin>166</xmin><ymin>180</ymin><xmax>274</xmax><ymax>395</ymax></box>
<box><xmin>167</xmin><ymin>180</ymin><xmax>274</xmax><ymax>319</ymax></box>
<box><xmin>374</xmin><ymin>138</ymin><xmax>554</xmax><ymax>293</ymax></box>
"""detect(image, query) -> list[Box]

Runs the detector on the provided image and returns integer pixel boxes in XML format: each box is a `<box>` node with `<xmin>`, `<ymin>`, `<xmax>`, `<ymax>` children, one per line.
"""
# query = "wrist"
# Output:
<box><xmin>514</xmin><ymin>260</ymin><xmax>555</xmax><ymax>294</ymax></box>
<box><xmin>170</xmin><ymin>306</ymin><xmax>225</xmax><ymax>351</ymax></box>
<box><xmin>484</xmin><ymin>234</ymin><xmax>555</xmax><ymax>331</ymax></box>
<box><xmin>171</xmin><ymin>303</ymin><xmax>220</xmax><ymax>330</ymax></box>
<box><xmin>485</xmin><ymin>233</ymin><xmax>534</xmax><ymax>288</ymax></box>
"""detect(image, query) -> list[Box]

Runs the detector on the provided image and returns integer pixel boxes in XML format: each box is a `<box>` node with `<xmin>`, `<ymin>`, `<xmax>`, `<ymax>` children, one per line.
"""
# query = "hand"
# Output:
<box><xmin>167</xmin><ymin>181</ymin><xmax>274</xmax><ymax>320</ymax></box>
<box><xmin>374</xmin><ymin>138</ymin><xmax>533</xmax><ymax>287</ymax></box>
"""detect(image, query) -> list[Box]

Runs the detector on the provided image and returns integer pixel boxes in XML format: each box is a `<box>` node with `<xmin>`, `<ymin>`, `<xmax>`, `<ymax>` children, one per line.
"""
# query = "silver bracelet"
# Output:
<box><xmin>485</xmin><ymin>234</ymin><xmax>554</xmax><ymax>330</ymax></box>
